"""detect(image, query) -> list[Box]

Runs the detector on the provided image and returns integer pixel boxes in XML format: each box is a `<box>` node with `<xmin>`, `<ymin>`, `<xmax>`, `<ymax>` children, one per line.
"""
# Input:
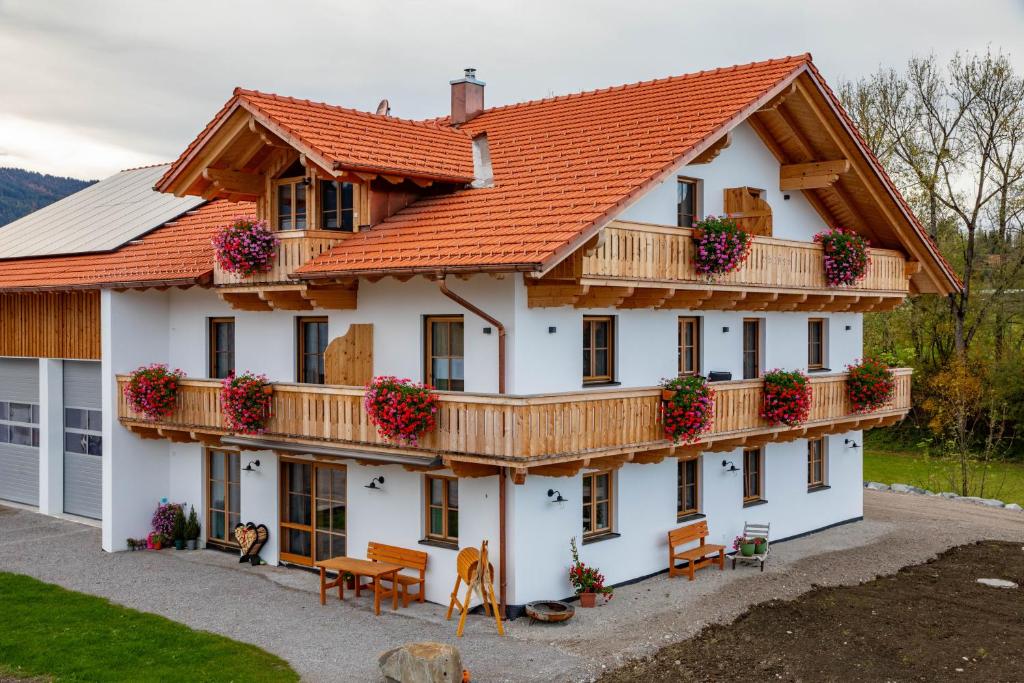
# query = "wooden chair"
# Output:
<box><xmin>362</xmin><ymin>542</ymin><xmax>428</xmax><ymax>607</ymax></box>
<box><xmin>667</xmin><ymin>519</ymin><xmax>726</xmax><ymax>581</ymax></box>
<box><xmin>732</xmin><ymin>521</ymin><xmax>770</xmax><ymax>572</ymax></box>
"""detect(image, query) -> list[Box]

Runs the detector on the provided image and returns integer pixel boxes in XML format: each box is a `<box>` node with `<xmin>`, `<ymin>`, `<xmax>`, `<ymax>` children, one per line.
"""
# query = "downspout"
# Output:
<box><xmin>436</xmin><ymin>276</ymin><xmax>508</xmax><ymax>618</ymax></box>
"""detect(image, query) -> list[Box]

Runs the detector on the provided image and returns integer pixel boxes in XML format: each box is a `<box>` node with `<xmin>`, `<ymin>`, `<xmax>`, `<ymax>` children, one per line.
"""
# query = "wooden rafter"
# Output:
<box><xmin>203</xmin><ymin>168</ymin><xmax>263</xmax><ymax>196</ymax></box>
<box><xmin>779</xmin><ymin>159</ymin><xmax>850</xmax><ymax>191</ymax></box>
<box><xmin>690</xmin><ymin>132</ymin><xmax>732</xmax><ymax>165</ymax></box>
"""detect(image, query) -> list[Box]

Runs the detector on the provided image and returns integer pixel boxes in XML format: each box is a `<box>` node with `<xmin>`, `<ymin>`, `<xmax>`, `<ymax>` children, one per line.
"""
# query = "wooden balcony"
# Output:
<box><xmin>212</xmin><ymin>231</ymin><xmax>357</xmax><ymax>311</ymax></box>
<box><xmin>117</xmin><ymin>369</ymin><xmax>911</xmax><ymax>480</ymax></box>
<box><xmin>530</xmin><ymin>221</ymin><xmax>914</xmax><ymax>312</ymax></box>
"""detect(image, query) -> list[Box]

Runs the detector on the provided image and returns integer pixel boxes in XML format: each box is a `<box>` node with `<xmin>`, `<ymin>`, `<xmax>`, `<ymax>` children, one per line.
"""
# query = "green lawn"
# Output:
<box><xmin>0</xmin><ymin>573</ymin><xmax>298</xmax><ymax>682</ymax></box>
<box><xmin>864</xmin><ymin>448</ymin><xmax>1024</xmax><ymax>506</ymax></box>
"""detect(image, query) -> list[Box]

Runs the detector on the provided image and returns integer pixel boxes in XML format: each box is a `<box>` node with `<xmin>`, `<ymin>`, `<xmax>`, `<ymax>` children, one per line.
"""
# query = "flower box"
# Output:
<box><xmin>760</xmin><ymin>369</ymin><xmax>812</xmax><ymax>427</ymax></box>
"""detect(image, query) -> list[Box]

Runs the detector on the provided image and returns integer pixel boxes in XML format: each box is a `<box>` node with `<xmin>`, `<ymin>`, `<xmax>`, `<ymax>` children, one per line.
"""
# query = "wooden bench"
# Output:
<box><xmin>363</xmin><ymin>541</ymin><xmax>429</xmax><ymax>608</ymax></box>
<box><xmin>668</xmin><ymin>520</ymin><xmax>726</xmax><ymax>580</ymax></box>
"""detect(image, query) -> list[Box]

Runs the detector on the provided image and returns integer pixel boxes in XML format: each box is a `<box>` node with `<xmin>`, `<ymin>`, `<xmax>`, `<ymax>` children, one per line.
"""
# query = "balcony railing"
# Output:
<box><xmin>538</xmin><ymin>221</ymin><xmax>911</xmax><ymax>311</ymax></box>
<box><xmin>117</xmin><ymin>369</ymin><xmax>911</xmax><ymax>465</ymax></box>
<box><xmin>213</xmin><ymin>231</ymin><xmax>344</xmax><ymax>287</ymax></box>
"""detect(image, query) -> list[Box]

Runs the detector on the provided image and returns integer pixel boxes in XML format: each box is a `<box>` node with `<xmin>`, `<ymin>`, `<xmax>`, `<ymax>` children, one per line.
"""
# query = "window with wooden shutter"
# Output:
<box><xmin>723</xmin><ymin>187</ymin><xmax>772</xmax><ymax>236</ymax></box>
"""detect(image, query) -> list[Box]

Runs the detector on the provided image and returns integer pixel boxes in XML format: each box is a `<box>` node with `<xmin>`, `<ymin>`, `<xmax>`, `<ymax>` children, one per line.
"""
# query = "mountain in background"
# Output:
<box><xmin>0</xmin><ymin>167</ymin><xmax>96</xmax><ymax>227</ymax></box>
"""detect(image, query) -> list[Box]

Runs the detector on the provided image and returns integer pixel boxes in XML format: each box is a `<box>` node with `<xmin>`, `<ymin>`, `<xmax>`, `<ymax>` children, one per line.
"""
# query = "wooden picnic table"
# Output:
<box><xmin>315</xmin><ymin>556</ymin><xmax>403</xmax><ymax>615</ymax></box>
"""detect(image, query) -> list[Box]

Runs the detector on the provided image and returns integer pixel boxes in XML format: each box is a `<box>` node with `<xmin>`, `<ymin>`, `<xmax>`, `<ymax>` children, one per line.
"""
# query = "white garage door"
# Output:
<box><xmin>0</xmin><ymin>358</ymin><xmax>40</xmax><ymax>506</ymax></box>
<box><xmin>63</xmin><ymin>361</ymin><xmax>102</xmax><ymax>519</ymax></box>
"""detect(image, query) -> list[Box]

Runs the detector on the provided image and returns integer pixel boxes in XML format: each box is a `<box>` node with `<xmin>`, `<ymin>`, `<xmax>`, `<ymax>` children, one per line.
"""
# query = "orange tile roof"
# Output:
<box><xmin>159</xmin><ymin>89</ymin><xmax>475</xmax><ymax>190</ymax></box>
<box><xmin>0</xmin><ymin>200</ymin><xmax>245</xmax><ymax>291</ymax></box>
<box><xmin>298</xmin><ymin>55</ymin><xmax>810</xmax><ymax>276</ymax></box>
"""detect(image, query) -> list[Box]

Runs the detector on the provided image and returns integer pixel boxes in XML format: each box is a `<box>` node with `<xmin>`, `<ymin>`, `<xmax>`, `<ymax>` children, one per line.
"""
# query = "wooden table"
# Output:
<box><xmin>315</xmin><ymin>557</ymin><xmax>402</xmax><ymax>615</ymax></box>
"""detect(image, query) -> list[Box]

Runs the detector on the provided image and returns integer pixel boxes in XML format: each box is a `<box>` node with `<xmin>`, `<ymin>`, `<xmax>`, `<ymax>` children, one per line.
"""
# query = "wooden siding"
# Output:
<box><xmin>117</xmin><ymin>369</ymin><xmax>912</xmax><ymax>465</ymax></box>
<box><xmin>557</xmin><ymin>220</ymin><xmax>909</xmax><ymax>294</ymax></box>
<box><xmin>0</xmin><ymin>291</ymin><xmax>100</xmax><ymax>360</ymax></box>
<box><xmin>213</xmin><ymin>233</ymin><xmax>345</xmax><ymax>286</ymax></box>
<box><xmin>324</xmin><ymin>323</ymin><xmax>373</xmax><ymax>386</ymax></box>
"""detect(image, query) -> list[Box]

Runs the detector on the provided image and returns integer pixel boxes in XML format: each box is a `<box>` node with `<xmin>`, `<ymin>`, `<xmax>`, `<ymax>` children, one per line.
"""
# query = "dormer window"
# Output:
<box><xmin>275</xmin><ymin>177</ymin><xmax>308</xmax><ymax>230</ymax></box>
<box><xmin>320</xmin><ymin>180</ymin><xmax>355</xmax><ymax>232</ymax></box>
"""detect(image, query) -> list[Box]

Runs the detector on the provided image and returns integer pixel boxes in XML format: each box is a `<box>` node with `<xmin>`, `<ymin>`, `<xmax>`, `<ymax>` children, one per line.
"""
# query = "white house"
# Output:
<box><xmin>0</xmin><ymin>55</ymin><xmax>960</xmax><ymax>614</ymax></box>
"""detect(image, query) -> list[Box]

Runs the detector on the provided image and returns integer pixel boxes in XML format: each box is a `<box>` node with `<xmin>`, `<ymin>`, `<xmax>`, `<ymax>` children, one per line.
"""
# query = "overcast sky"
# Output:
<box><xmin>1</xmin><ymin>0</ymin><xmax>1023</xmax><ymax>180</ymax></box>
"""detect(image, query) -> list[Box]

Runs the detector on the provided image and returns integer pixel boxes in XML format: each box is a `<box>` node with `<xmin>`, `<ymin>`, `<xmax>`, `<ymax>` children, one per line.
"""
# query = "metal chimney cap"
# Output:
<box><xmin>450</xmin><ymin>67</ymin><xmax>485</xmax><ymax>86</ymax></box>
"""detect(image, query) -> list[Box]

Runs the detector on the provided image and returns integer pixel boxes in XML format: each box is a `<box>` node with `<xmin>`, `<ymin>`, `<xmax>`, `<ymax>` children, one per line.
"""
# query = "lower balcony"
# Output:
<box><xmin>117</xmin><ymin>369</ymin><xmax>911</xmax><ymax>481</ymax></box>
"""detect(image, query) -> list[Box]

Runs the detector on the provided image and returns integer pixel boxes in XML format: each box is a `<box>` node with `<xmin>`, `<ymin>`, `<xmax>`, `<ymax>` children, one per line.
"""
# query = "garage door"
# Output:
<box><xmin>63</xmin><ymin>361</ymin><xmax>102</xmax><ymax>519</ymax></box>
<box><xmin>0</xmin><ymin>358</ymin><xmax>40</xmax><ymax>506</ymax></box>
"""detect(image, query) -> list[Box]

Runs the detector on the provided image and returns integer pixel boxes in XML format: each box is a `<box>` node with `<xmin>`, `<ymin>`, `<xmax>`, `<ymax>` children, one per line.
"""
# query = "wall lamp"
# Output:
<box><xmin>844</xmin><ymin>439</ymin><xmax>860</xmax><ymax>449</ymax></box>
<box><xmin>243</xmin><ymin>459</ymin><xmax>261</xmax><ymax>472</ymax></box>
<box><xmin>721</xmin><ymin>460</ymin><xmax>739</xmax><ymax>473</ymax></box>
<box><xmin>547</xmin><ymin>488</ymin><xmax>568</xmax><ymax>504</ymax></box>
<box><xmin>365</xmin><ymin>476</ymin><xmax>385</xmax><ymax>490</ymax></box>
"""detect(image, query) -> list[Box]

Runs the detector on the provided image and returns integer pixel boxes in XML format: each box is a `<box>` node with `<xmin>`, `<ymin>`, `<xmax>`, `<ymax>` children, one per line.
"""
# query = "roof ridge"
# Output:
<box><xmin>119</xmin><ymin>162</ymin><xmax>172</xmax><ymax>173</ymax></box>
<box><xmin>232</xmin><ymin>87</ymin><xmax>470</xmax><ymax>135</ymax></box>
<box><xmin>464</xmin><ymin>54</ymin><xmax>813</xmax><ymax>119</ymax></box>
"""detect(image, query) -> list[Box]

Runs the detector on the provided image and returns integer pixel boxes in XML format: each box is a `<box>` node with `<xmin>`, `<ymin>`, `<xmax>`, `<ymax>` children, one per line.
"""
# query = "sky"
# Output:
<box><xmin>1</xmin><ymin>0</ymin><xmax>1023</xmax><ymax>180</ymax></box>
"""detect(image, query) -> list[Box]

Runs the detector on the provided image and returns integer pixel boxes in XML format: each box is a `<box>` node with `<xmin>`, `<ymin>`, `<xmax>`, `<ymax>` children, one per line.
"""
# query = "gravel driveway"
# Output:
<box><xmin>1</xmin><ymin>491</ymin><xmax>1021</xmax><ymax>682</ymax></box>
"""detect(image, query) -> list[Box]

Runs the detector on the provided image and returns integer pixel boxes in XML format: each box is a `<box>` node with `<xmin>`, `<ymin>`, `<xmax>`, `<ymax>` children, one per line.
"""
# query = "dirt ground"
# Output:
<box><xmin>601</xmin><ymin>541</ymin><xmax>1024</xmax><ymax>682</ymax></box>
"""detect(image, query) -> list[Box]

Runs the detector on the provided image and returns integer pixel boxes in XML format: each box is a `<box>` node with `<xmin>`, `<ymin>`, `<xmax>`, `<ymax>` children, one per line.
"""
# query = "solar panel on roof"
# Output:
<box><xmin>0</xmin><ymin>164</ymin><xmax>204</xmax><ymax>259</ymax></box>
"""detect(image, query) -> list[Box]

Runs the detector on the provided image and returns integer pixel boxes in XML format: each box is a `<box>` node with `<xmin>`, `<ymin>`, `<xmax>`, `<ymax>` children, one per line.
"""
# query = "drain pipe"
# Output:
<box><xmin>436</xmin><ymin>276</ymin><xmax>508</xmax><ymax>618</ymax></box>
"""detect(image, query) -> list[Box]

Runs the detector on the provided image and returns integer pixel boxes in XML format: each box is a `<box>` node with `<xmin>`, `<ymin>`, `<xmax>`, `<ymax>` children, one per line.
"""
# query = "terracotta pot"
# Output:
<box><xmin>578</xmin><ymin>591</ymin><xmax>597</xmax><ymax>608</ymax></box>
<box><xmin>262</xmin><ymin>385</ymin><xmax>274</xmax><ymax>395</ymax></box>
<box><xmin>151</xmin><ymin>541</ymin><xmax>161</xmax><ymax>550</ymax></box>
<box><xmin>691</xmin><ymin>228</ymin><xmax>704</xmax><ymax>240</ymax></box>
<box><xmin>661</xmin><ymin>389</ymin><xmax>677</xmax><ymax>401</ymax></box>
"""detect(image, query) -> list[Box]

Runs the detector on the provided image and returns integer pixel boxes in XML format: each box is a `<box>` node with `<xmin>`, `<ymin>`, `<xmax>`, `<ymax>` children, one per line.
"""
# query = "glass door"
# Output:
<box><xmin>279</xmin><ymin>460</ymin><xmax>346</xmax><ymax>565</ymax></box>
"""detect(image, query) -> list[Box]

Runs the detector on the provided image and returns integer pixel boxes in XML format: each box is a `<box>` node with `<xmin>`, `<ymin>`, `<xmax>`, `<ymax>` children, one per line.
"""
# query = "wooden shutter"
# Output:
<box><xmin>723</xmin><ymin>187</ymin><xmax>772</xmax><ymax>236</ymax></box>
<box><xmin>324</xmin><ymin>324</ymin><xmax>374</xmax><ymax>386</ymax></box>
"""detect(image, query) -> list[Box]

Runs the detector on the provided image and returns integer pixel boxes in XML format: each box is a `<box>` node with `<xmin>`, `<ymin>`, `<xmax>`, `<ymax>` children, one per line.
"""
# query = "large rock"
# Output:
<box><xmin>379</xmin><ymin>642</ymin><xmax>463</xmax><ymax>683</ymax></box>
<box><xmin>1005</xmin><ymin>503</ymin><xmax>1022</xmax><ymax>512</ymax></box>
<box><xmin>940</xmin><ymin>492</ymin><xmax>959</xmax><ymax>499</ymax></box>
<box><xmin>961</xmin><ymin>496</ymin><xmax>1005</xmax><ymax>508</ymax></box>
<box><xmin>865</xmin><ymin>482</ymin><xmax>890</xmax><ymax>491</ymax></box>
<box><xmin>890</xmin><ymin>483</ymin><xmax>924</xmax><ymax>494</ymax></box>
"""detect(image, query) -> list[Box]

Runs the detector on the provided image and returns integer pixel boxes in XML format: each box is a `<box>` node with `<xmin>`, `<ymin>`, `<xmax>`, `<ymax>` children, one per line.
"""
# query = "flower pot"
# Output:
<box><xmin>740</xmin><ymin>542</ymin><xmax>755</xmax><ymax>557</ymax></box>
<box><xmin>345</xmin><ymin>575</ymin><xmax>356</xmax><ymax>590</ymax></box>
<box><xmin>578</xmin><ymin>591</ymin><xmax>597</xmax><ymax>608</ymax></box>
<box><xmin>262</xmin><ymin>385</ymin><xmax>274</xmax><ymax>395</ymax></box>
<box><xmin>691</xmin><ymin>228</ymin><xmax>704</xmax><ymax>240</ymax></box>
<box><xmin>186</xmin><ymin>539</ymin><xmax>197</xmax><ymax>550</ymax></box>
<box><xmin>151</xmin><ymin>541</ymin><xmax>161</xmax><ymax>550</ymax></box>
<box><xmin>754</xmin><ymin>541</ymin><xmax>767</xmax><ymax>554</ymax></box>
<box><xmin>174</xmin><ymin>539</ymin><xmax>186</xmax><ymax>550</ymax></box>
<box><xmin>661</xmin><ymin>389</ymin><xmax>677</xmax><ymax>401</ymax></box>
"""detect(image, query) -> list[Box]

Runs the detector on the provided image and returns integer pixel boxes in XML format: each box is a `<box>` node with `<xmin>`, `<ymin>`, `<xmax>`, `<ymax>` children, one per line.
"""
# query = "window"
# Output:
<box><xmin>275</xmin><ymin>177</ymin><xmax>308</xmax><ymax>230</ymax></box>
<box><xmin>583</xmin><ymin>316</ymin><xmax>614</xmax><ymax>383</ymax></box>
<box><xmin>0</xmin><ymin>401</ymin><xmax>39</xmax><ymax>447</ymax></box>
<box><xmin>319</xmin><ymin>180</ymin><xmax>355</xmax><ymax>231</ymax></box>
<box><xmin>279</xmin><ymin>459</ymin><xmax>347</xmax><ymax>565</ymax></box>
<box><xmin>297</xmin><ymin>317</ymin><xmax>329</xmax><ymax>384</ymax></box>
<box><xmin>582</xmin><ymin>471</ymin><xmax>613</xmax><ymax>537</ymax></box>
<box><xmin>808</xmin><ymin>318</ymin><xmax>826</xmax><ymax>370</ymax></box>
<box><xmin>742</xmin><ymin>319</ymin><xmax>762</xmax><ymax>380</ymax></box>
<box><xmin>209</xmin><ymin>317</ymin><xmax>235</xmax><ymax>379</ymax></box>
<box><xmin>743</xmin><ymin>448</ymin><xmax>763</xmax><ymax>504</ymax></box>
<box><xmin>677</xmin><ymin>178</ymin><xmax>700</xmax><ymax>228</ymax></box>
<box><xmin>677</xmin><ymin>458</ymin><xmax>700</xmax><ymax>518</ymax></box>
<box><xmin>678</xmin><ymin>316</ymin><xmax>701</xmax><ymax>376</ymax></box>
<box><xmin>425</xmin><ymin>316</ymin><xmax>465</xmax><ymax>391</ymax></box>
<box><xmin>808</xmin><ymin>438</ymin><xmax>826</xmax><ymax>488</ymax></box>
<box><xmin>425</xmin><ymin>475</ymin><xmax>458</xmax><ymax>544</ymax></box>
<box><xmin>64</xmin><ymin>407</ymin><xmax>102</xmax><ymax>457</ymax></box>
<box><xmin>207</xmin><ymin>449</ymin><xmax>240</xmax><ymax>547</ymax></box>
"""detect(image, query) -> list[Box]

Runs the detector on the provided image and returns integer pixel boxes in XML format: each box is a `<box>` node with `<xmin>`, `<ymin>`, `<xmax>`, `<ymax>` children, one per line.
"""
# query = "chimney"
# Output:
<box><xmin>450</xmin><ymin>68</ymin><xmax>485</xmax><ymax>125</ymax></box>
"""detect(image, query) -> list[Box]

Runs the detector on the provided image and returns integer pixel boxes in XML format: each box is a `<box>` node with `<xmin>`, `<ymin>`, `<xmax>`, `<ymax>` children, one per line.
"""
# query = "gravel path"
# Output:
<box><xmin>1</xmin><ymin>491</ymin><xmax>1021</xmax><ymax>682</ymax></box>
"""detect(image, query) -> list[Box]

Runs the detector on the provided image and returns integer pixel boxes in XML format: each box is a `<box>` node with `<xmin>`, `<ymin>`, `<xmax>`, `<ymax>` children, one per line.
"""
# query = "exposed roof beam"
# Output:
<box><xmin>779</xmin><ymin>159</ymin><xmax>850</xmax><ymax>191</ymax></box>
<box><xmin>203</xmin><ymin>168</ymin><xmax>263</xmax><ymax>196</ymax></box>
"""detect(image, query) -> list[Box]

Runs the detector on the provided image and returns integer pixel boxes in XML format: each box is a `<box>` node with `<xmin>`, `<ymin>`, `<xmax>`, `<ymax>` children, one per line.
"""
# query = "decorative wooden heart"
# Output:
<box><xmin>234</xmin><ymin>524</ymin><xmax>258</xmax><ymax>556</ymax></box>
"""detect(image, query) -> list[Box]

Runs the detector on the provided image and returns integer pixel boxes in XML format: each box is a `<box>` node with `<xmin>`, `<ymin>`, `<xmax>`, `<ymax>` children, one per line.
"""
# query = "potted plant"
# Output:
<box><xmin>733</xmin><ymin>535</ymin><xmax>755</xmax><ymax>557</ymax></box>
<box><xmin>172</xmin><ymin>506</ymin><xmax>187</xmax><ymax>550</ymax></box>
<box><xmin>660</xmin><ymin>375</ymin><xmax>715</xmax><ymax>444</ymax></box>
<box><xmin>220</xmin><ymin>371</ymin><xmax>273</xmax><ymax>434</ymax></box>
<box><xmin>753</xmin><ymin>536</ymin><xmax>768</xmax><ymax>555</ymax></box>
<box><xmin>568</xmin><ymin>537</ymin><xmax>611</xmax><ymax>607</ymax></box>
<box><xmin>211</xmin><ymin>217</ymin><xmax>280</xmax><ymax>277</ymax></box>
<box><xmin>185</xmin><ymin>506</ymin><xmax>201</xmax><ymax>550</ymax></box>
<box><xmin>692</xmin><ymin>215</ymin><xmax>753</xmax><ymax>278</ymax></box>
<box><xmin>364</xmin><ymin>376</ymin><xmax>439</xmax><ymax>446</ymax></box>
<box><xmin>813</xmin><ymin>226</ymin><xmax>870</xmax><ymax>287</ymax></box>
<box><xmin>846</xmin><ymin>357</ymin><xmax>896</xmax><ymax>413</ymax></box>
<box><xmin>123</xmin><ymin>363</ymin><xmax>184</xmax><ymax>420</ymax></box>
<box><xmin>760</xmin><ymin>369</ymin><xmax>812</xmax><ymax>427</ymax></box>
<box><xmin>152</xmin><ymin>501</ymin><xmax>181</xmax><ymax>541</ymax></box>
<box><xmin>126</xmin><ymin>538</ymin><xmax>136</xmax><ymax>551</ymax></box>
<box><xmin>147</xmin><ymin>531</ymin><xmax>164</xmax><ymax>550</ymax></box>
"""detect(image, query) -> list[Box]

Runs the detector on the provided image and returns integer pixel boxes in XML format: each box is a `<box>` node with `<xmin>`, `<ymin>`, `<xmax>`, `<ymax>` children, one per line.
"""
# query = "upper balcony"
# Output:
<box><xmin>117</xmin><ymin>369</ymin><xmax>911</xmax><ymax>481</ymax></box>
<box><xmin>529</xmin><ymin>220</ymin><xmax>915</xmax><ymax>312</ymax></box>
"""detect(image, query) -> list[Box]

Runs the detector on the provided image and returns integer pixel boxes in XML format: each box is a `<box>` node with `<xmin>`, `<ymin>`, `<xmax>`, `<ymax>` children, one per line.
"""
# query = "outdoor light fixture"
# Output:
<box><xmin>722</xmin><ymin>460</ymin><xmax>739</xmax><ymax>473</ymax></box>
<box><xmin>547</xmin><ymin>488</ymin><xmax>568</xmax><ymax>504</ymax></box>
<box><xmin>844</xmin><ymin>439</ymin><xmax>860</xmax><ymax>449</ymax></box>
<box><xmin>483</xmin><ymin>326</ymin><xmax>492</xmax><ymax>334</ymax></box>
<box><xmin>302</xmin><ymin>176</ymin><xmax>312</xmax><ymax>186</ymax></box>
<box><xmin>722</xmin><ymin>326</ymin><xmax>730</xmax><ymax>333</ymax></box>
<box><xmin>548</xmin><ymin>326</ymin><xmax>557</xmax><ymax>334</ymax></box>
<box><xmin>243</xmin><ymin>459</ymin><xmax>261</xmax><ymax>472</ymax></box>
<box><xmin>845</xmin><ymin>325</ymin><xmax>852</xmax><ymax>331</ymax></box>
<box><xmin>365</xmin><ymin>476</ymin><xmax>385</xmax><ymax>490</ymax></box>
